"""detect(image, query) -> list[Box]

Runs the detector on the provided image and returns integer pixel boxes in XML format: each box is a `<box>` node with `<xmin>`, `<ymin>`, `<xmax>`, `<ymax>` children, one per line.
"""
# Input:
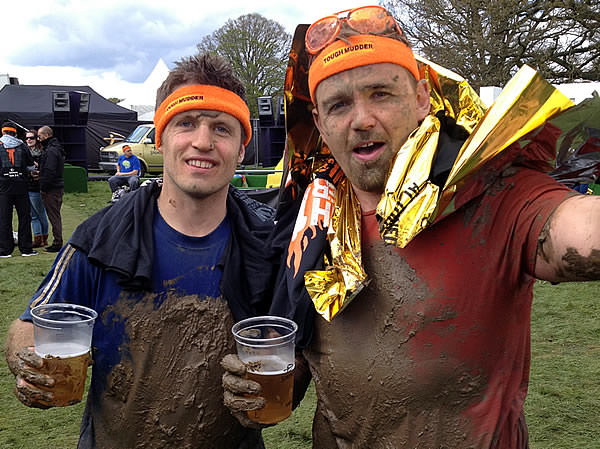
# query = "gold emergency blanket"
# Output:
<box><xmin>377</xmin><ymin>64</ymin><xmax>574</xmax><ymax>247</ymax></box>
<box><xmin>304</xmin><ymin>178</ymin><xmax>368</xmax><ymax>320</ymax></box>
<box><xmin>282</xmin><ymin>26</ymin><xmax>575</xmax><ymax>321</ymax></box>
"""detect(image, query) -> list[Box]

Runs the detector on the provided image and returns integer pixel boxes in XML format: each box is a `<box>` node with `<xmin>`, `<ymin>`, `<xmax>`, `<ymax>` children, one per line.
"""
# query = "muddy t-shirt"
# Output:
<box><xmin>303</xmin><ymin>168</ymin><xmax>573</xmax><ymax>449</ymax></box>
<box><xmin>22</xmin><ymin>212</ymin><xmax>262</xmax><ymax>449</ymax></box>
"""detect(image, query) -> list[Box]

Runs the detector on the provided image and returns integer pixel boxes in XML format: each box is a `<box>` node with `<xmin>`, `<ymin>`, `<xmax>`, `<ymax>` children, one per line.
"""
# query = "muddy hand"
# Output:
<box><xmin>14</xmin><ymin>348</ymin><xmax>54</xmax><ymax>387</ymax></box>
<box><xmin>14</xmin><ymin>376</ymin><xmax>54</xmax><ymax>409</ymax></box>
<box><xmin>221</xmin><ymin>354</ymin><xmax>268</xmax><ymax>429</ymax></box>
<box><xmin>8</xmin><ymin>347</ymin><xmax>56</xmax><ymax>408</ymax></box>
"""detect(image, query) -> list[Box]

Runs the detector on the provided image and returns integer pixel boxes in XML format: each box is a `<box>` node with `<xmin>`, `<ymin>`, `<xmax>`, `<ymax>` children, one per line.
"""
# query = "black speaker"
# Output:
<box><xmin>276</xmin><ymin>96</ymin><xmax>285</xmax><ymax>126</ymax></box>
<box><xmin>52</xmin><ymin>91</ymin><xmax>70</xmax><ymax>125</ymax></box>
<box><xmin>257</xmin><ymin>96</ymin><xmax>274</xmax><ymax>126</ymax></box>
<box><xmin>52</xmin><ymin>91</ymin><xmax>70</xmax><ymax>112</ymax></box>
<box><xmin>258</xmin><ymin>126</ymin><xmax>286</xmax><ymax>167</ymax></box>
<box><xmin>78</xmin><ymin>92</ymin><xmax>90</xmax><ymax>113</ymax></box>
<box><xmin>242</xmin><ymin>118</ymin><xmax>261</xmax><ymax>166</ymax></box>
<box><xmin>70</xmin><ymin>91</ymin><xmax>89</xmax><ymax>125</ymax></box>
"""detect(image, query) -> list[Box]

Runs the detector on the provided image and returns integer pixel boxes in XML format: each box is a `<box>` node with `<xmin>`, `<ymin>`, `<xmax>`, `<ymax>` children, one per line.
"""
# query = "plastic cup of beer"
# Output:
<box><xmin>232</xmin><ymin>316</ymin><xmax>297</xmax><ymax>425</ymax></box>
<box><xmin>31</xmin><ymin>303</ymin><xmax>97</xmax><ymax>407</ymax></box>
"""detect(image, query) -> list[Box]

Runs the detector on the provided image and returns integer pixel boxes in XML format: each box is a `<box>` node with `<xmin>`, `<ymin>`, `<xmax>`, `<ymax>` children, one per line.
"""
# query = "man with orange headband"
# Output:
<box><xmin>5</xmin><ymin>53</ymin><xmax>274</xmax><ymax>448</ymax></box>
<box><xmin>107</xmin><ymin>144</ymin><xmax>141</xmax><ymax>194</ymax></box>
<box><xmin>0</xmin><ymin>121</ymin><xmax>37</xmax><ymax>257</ymax></box>
<box><xmin>223</xmin><ymin>5</ymin><xmax>600</xmax><ymax>449</ymax></box>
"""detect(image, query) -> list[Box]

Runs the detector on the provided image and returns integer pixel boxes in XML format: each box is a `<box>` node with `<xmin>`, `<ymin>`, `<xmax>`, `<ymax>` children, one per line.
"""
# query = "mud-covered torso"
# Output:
<box><xmin>88</xmin><ymin>293</ymin><xmax>254</xmax><ymax>449</ymax></box>
<box><xmin>79</xmin><ymin>213</ymin><xmax>261</xmax><ymax>449</ymax></box>
<box><xmin>303</xmin><ymin>169</ymin><xmax>573</xmax><ymax>449</ymax></box>
<box><xmin>21</xmin><ymin>191</ymin><xmax>273</xmax><ymax>449</ymax></box>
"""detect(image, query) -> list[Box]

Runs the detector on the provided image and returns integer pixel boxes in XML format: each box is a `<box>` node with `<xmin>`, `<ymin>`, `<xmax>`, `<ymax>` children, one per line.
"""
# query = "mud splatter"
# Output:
<box><xmin>536</xmin><ymin>217</ymin><xmax>554</xmax><ymax>265</ymax></box>
<box><xmin>537</xmin><ymin>195</ymin><xmax>600</xmax><ymax>280</ymax></box>
<box><xmin>93</xmin><ymin>292</ymin><xmax>260</xmax><ymax>448</ymax></box>
<box><xmin>560</xmin><ymin>247</ymin><xmax>600</xmax><ymax>279</ymax></box>
<box><xmin>305</xmin><ymin>240</ymin><xmax>484</xmax><ymax>448</ymax></box>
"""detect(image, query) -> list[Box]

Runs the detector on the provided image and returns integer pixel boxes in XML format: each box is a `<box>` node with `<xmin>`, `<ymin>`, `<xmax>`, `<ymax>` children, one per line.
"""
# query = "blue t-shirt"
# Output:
<box><xmin>117</xmin><ymin>154</ymin><xmax>141</xmax><ymax>174</ymax></box>
<box><xmin>151</xmin><ymin>210</ymin><xmax>230</xmax><ymax>295</ymax></box>
<box><xmin>22</xmin><ymin>210</ymin><xmax>230</xmax><ymax>382</ymax></box>
<box><xmin>19</xmin><ymin>209</ymin><xmax>258</xmax><ymax>448</ymax></box>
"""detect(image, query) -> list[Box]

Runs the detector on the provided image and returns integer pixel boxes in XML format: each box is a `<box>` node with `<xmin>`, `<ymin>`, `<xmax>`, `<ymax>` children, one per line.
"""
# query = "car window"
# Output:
<box><xmin>126</xmin><ymin>126</ymin><xmax>152</xmax><ymax>143</ymax></box>
<box><xmin>147</xmin><ymin>128</ymin><xmax>155</xmax><ymax>144</ymax></box>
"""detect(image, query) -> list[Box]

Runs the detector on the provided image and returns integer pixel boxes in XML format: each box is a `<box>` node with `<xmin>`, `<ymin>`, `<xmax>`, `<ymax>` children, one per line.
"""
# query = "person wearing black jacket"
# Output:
<box><xmin>5</xmin><ymin>53</ymin><xmax>275</xmax><ymax>449</ymax></box>
<box><xmin>25</xmin><ymin>129</ymin><xmax>49</xmax><ymax>248</ymax></box>
<box><xmin>0</xmin><ymin>122</ymin><xmax>37</xmax><ymax>257</ymax></box>
<box><xmin>37</xmin><ymin>125</ymin><xmax>65</xmax><ymax>252</ymax></box>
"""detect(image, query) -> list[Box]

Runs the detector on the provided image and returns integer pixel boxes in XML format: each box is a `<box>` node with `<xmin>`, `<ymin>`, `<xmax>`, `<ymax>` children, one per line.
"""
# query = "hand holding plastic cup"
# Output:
<box><xmin>232</xmin><ymin>316</ymin><xmax>297</xmax><ymax>425</ymax></box>
<box><xmin>31</xmin><ymin>303</ymin><xmax>97</xmax><ymax>407</ymax></box>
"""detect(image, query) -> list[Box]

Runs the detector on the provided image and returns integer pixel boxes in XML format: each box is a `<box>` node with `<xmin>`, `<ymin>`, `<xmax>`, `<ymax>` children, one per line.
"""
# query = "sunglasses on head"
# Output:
<box><xmin>305</xmin><ymin>5</ymin><xmax>404</xmax><ymax>55</ymax></box>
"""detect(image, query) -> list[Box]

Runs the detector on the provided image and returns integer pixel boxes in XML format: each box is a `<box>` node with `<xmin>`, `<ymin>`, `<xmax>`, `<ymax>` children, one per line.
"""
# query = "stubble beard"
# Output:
<box><xmin>346</xmin><ymin>156</ymin><xmax>390</xmax><ymax>195</ymax></box>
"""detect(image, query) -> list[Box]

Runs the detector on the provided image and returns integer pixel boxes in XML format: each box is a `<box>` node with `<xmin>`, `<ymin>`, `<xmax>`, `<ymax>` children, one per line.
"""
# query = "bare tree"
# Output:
<box><xmin>198</xmin><ymin>13</ymin><xmax>291</xmax><ymax>117</ymax></box>
<box><xmin>382</xmin><ymin>0</ymin><xmax>600</xmax><ymax>89</ymax></box>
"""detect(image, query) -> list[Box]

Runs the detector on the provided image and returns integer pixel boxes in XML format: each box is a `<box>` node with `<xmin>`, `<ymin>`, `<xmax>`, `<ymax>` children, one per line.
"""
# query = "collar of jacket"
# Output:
<box><xmin>69</xmin><ymin>181</ymin><xmax>276</xmax><ymax>320</ymax></box>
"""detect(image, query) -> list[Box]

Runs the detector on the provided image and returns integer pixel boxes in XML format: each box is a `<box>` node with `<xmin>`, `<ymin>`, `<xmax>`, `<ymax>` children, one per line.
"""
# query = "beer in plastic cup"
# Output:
<box><xmin>31</xmin><ymin>303</ymin><xmax>97</xmax><ymax>407</ymax></box>
<box><xmin>232</xmin><ymin>316</ymin><xmax>297</xmax><ymax>424</ymax></box>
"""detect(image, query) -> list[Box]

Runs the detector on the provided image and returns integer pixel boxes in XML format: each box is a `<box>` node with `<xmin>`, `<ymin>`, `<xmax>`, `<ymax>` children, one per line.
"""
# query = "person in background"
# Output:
<box><xmin>107</xmin><ymin>144</ymin><xmax>141</xmax><ymax>193</ymax></box>
<box><xmin>37</xmin><ymin>125</ymin><xmax>65</xmax><ymax>253</ymax></box>
<box><xmin>0</xmin><ymin>122</ymin><xmax>37</xmax><ymax>257</ymax></box>
<box><xmin>25</xmin><ymin>129</ymin><xmax>49</xmax><ymax>248</ymax></box>
<box><xmin>5</xmin><ymin>52</ymin><xmax>276</xmax><ymax>449</ymax></box>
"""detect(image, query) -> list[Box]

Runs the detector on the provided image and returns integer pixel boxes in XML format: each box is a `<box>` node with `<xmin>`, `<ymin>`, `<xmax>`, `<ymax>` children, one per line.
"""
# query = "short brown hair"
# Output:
<box><xmin>155</xmin><ymin>52</ymin><xmax>247</xmax><ymax>109</ymax></box>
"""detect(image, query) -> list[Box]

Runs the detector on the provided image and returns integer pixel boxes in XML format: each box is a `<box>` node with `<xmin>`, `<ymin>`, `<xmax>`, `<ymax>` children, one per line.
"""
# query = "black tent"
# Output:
<box><xmin>0</xmin><ymin>84</ymin><xmax>143</xmax><ymax>170</ymax></box>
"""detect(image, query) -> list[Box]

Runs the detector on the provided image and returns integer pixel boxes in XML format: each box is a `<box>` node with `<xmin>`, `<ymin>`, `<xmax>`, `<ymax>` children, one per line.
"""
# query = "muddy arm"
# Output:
<box><xmin>5</xmin><ymin>319</ymin><xmax>56</xmax><ymax>408</ymax></box>
<box><xmin>292</xmin><ymin>351</ymin><xmax>312</xmax><ymax>410</ymax></box>
<box><xmin>5</xmin><ymin>319</ymin><xmax>34</xmax><ymax>373</ymax></box>
<box><xmin>535</xmin><ymin>195</ymin><xmax>600</xmax><ymax>282</ymax></box>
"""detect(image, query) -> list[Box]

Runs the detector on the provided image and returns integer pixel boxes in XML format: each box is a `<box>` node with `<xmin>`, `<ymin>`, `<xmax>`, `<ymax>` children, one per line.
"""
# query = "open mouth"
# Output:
<box><xmin>353</xmin><ymin>142</ymin><xmax>384</xmax><ymax>157</ymax></box>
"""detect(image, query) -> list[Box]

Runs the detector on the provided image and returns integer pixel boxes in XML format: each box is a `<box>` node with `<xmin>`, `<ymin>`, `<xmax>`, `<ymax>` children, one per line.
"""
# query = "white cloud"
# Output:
<box><xmin>2</xmin><ymin>0</ymin><xmax>369</xmax><ymax>99</ymax></box>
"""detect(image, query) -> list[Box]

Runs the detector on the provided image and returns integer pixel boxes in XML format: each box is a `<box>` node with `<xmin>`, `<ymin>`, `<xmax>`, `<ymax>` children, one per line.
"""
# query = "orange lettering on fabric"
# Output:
<box><xmin>321</xmin><ymin>43</ymin><xmax>375</xmax><ymax>65</ymax></box>
<box><xmin>287</xmin><ymin>178</ymin><xmax>336</xmax><ymax>277</ymax></box>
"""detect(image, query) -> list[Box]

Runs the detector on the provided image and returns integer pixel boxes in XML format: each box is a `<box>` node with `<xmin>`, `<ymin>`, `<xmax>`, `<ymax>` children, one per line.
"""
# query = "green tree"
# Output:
<box><xmin>198</xmin><ymin>13</ymin><xmax>291</xmax><ymax>117</ymax></box>
<box><xmin>382</xmin><ymin>0</ymin><xmax>600</xmax><ymax>89</ymax></box>
<box><xmin>107</xmin><ymin>97</ymin><xmax>124</xmax><ymax>104</ymax></box>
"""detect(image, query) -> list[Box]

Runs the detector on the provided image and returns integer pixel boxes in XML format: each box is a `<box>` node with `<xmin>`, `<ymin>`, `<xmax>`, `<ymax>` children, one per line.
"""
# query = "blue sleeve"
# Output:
<box><xmin>131</xmin><ymin>156</ymin><xmax>141</xmax><ymax>172</ymax></box>
<box><xmin>20</xmin><ymin>245</ymin><xmax>100</xmax><ymax>321</ymax></box>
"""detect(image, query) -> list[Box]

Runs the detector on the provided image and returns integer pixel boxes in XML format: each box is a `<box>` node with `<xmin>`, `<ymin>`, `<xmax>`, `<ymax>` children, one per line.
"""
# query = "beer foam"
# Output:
<box><xmin>244</xmin><ymin>355</ymin><xmax>294</xmax><ymax>375</ymax></box>
<box><xmin>35</xmin><ymin>341</ymin><xmax>90</xmax><ymax>358</ymax></box>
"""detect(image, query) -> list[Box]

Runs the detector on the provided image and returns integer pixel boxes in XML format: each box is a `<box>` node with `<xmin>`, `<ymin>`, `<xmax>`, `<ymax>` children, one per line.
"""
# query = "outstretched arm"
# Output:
<box><xmin>535</xmin><ymin>195</ymin><xmax>600</xmax><ymax>282</ymax></box>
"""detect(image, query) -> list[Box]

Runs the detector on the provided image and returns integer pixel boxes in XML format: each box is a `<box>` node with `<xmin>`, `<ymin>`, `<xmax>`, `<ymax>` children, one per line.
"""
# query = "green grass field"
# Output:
<box><xmin>0</xmin><ymin>181</ymin><xmax>598</xmax><ymax>448</ymax></box>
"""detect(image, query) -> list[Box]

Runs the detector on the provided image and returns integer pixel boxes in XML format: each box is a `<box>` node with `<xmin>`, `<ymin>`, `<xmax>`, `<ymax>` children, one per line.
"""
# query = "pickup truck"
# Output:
<box><xmin>99</xmin><ymin>124</ymin><xmax>162</xmax><ymax>176</ymax></box>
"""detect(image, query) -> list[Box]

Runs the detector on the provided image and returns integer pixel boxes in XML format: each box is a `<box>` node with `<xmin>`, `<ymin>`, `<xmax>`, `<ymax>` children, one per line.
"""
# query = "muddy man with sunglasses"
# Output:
<box><xmin>222</xmin><ymin>4</ymin><xmax>600</xmax><ymax>449</ymax></box>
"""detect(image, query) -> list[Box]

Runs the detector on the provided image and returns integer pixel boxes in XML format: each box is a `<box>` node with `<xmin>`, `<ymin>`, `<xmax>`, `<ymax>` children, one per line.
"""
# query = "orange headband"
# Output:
<box><xmin>2</xmin><ymin>126</ymin><xmax>17</xmax><ymax>134</ymax></box>
<box><xmin>154</xmin><ymin>84</ymin><xmax>251</xmax><ymax>148</ymax></box>
<box><xmin>308</xmin><ymin>35</ymin><xmax>420</xmax><ymax>103</ymax></box>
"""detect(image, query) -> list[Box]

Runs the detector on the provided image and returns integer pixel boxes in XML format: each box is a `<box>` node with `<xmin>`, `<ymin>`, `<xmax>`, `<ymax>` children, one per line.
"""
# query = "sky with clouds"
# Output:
<box><xmin>3</xmin><ymin>0</ymin><xmax>370</xmax><ymax>101</ymax></box>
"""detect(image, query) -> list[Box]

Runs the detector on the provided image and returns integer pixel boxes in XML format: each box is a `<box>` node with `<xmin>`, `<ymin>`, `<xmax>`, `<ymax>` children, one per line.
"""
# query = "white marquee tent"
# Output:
<box><xmin>118</xmin><ymin>58</ymin><xmax>169</xmax><ymax>117</ymax></box>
